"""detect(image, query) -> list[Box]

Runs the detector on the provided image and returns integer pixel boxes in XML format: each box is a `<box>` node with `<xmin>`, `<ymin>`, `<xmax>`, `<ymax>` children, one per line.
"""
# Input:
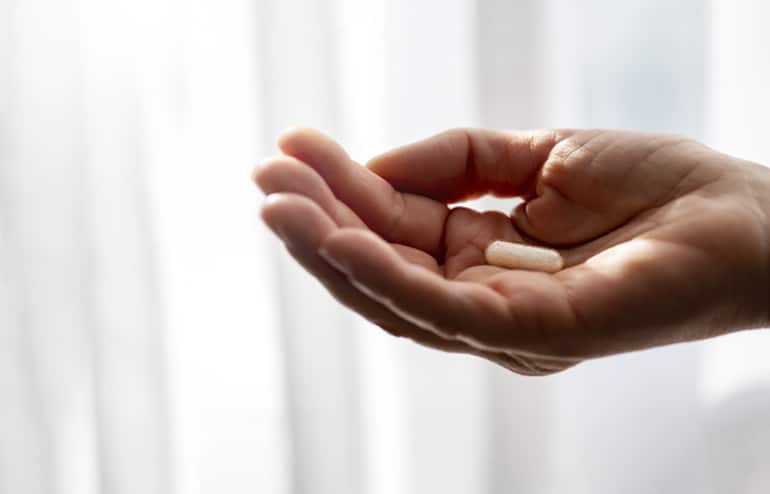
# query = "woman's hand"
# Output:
<box><xmin>253</xmin><ymin>128</ymin><xmax>770</xmax><ymax>375</ymax></box>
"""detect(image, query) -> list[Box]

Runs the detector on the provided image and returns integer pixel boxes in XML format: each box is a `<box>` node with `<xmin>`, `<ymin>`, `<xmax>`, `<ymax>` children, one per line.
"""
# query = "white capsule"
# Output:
<box><xmin>484</xmin><ymin>240</ymin><xmax>563</xmax><ymax>273</ymax></box>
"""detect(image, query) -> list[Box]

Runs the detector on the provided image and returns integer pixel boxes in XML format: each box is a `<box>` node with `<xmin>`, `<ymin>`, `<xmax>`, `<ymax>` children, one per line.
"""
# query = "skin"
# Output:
<box><xmin>253</xmin><ymin>127</ymin><xmax>770</xmax><ymax>375</ymax></box>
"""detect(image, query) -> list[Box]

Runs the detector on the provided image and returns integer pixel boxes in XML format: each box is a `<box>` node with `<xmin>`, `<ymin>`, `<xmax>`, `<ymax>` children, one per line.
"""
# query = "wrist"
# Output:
<box><xmin>733</xmin><ymin>158</ymin><xmax>770</xmax><ymax>329</ymax></box>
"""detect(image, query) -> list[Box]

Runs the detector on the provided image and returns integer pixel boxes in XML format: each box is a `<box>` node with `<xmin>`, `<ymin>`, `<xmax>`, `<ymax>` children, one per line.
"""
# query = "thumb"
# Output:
<box><xmin>366</xmin><ymin>128</ymin><xmax>561</xmax><ymax>203</ymax></box>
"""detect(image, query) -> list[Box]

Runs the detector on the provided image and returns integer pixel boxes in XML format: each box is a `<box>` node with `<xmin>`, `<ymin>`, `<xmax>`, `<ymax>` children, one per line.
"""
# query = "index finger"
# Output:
<box><xmin>278</xmin><ymin>128</ymin><xmax>449</xmax><ymax>258</ymax></box>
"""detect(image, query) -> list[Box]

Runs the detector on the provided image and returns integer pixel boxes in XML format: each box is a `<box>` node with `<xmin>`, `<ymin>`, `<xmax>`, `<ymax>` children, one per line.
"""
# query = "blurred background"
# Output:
<box><xmin>2</xmin><ymin>0</ymin><xmax>770</xmax><ymax>492</ymax></box>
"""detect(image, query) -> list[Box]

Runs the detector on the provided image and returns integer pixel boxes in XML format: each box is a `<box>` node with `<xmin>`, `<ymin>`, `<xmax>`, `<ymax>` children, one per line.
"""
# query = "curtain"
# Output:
<box><xmin>2</xmin><ymin>0</ymin><xmax>769</xmax><ymax>493</ymax></box>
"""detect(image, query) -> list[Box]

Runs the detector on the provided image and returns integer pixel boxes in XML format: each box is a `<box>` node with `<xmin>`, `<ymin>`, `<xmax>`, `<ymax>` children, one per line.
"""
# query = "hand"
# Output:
<box><xmin>253</xmin><ymin>128</ymin><xmax>770</xmax><ymax>375</ymax></box>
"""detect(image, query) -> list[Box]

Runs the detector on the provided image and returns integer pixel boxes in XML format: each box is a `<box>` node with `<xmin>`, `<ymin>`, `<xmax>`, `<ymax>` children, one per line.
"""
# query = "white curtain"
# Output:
<box><xmin>2</xmin><ymin>0</ymin><xmax>769</xmax><ymax>493</ymax></box>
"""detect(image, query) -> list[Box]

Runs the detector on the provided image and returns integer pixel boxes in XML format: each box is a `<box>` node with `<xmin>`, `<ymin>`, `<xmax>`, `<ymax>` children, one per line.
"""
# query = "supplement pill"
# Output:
<box><xmin>484</xmin><ymin>240</ymin><xmax>563</xmax><ymax>273</ymax></box>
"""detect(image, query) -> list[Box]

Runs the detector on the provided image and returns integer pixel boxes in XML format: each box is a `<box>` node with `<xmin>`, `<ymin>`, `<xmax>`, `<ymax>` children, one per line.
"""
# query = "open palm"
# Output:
<box><xmin>255</xmin><ymin>128</ymin><xmax>769</xmax><ymax>375</ymax></box>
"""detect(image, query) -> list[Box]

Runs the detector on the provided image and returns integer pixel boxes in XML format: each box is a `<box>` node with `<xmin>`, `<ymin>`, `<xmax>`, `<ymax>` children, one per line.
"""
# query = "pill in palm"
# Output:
<box><xmin>484</xmin><ymin>240</ymin><xmax>563</xmax><ymax>273</ymax></box>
